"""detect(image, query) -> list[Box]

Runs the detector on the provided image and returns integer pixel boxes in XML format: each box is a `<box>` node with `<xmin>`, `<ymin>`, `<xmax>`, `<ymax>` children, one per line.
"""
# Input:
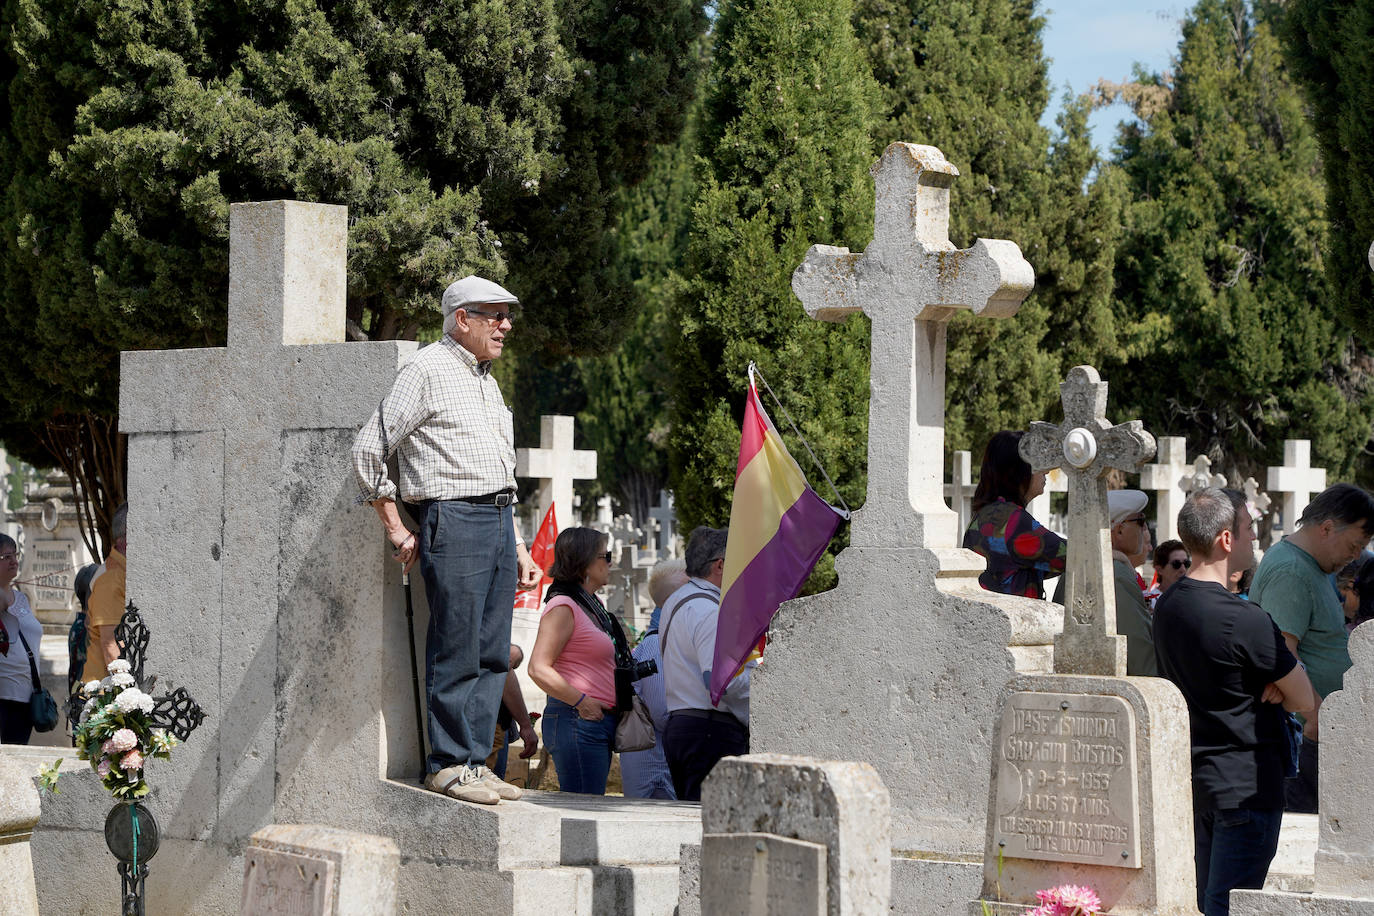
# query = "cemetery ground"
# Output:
<box><xmin>0</xmin><ymin>143</ymin><xmax>1371</xmax><ymax>916</ymax></box>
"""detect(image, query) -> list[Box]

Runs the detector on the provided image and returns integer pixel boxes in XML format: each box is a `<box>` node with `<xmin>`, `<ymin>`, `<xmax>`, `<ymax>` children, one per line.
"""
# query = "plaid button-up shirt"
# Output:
<box><xmin>352</xmin><ymin>334</ymin><xmax>518</xmax><ymax>505</ymax></box>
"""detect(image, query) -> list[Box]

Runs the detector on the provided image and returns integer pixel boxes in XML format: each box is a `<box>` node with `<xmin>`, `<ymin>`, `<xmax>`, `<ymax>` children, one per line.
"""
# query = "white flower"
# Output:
<box><xmin>84</xmin><ymin>680</ymin><xmax>102</xmax><ymax>695</ymax></box>
<box><xmin>80</xmin><ymin>696</ymin><xmax>99</xmax><ymax>723</ymax></box>
<box><xmin>107</xmin><ymin>659</ymin><xmax>131</xmax><ymax>675</ymax></box>
<box><xmin>110</xmin><ymin>672</ymin><xmax>135</xmax><ymax>688</ymax></box>
<box><xmin>100</xmin><ymin>676</ymin><xmax>114</xmax><ymax>691</ymax></box>
<box><xmin>113</xmin><ymin>688</ymin><xmax>154</xmax><ymax>715</ymax></box>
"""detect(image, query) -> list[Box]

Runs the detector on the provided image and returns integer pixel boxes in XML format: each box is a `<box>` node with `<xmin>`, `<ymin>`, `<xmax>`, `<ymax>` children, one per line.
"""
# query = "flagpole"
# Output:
<box><xmin>747</xmin><ymin>362</ymin><xmax>851</xmax><ymax>517</ymax></box>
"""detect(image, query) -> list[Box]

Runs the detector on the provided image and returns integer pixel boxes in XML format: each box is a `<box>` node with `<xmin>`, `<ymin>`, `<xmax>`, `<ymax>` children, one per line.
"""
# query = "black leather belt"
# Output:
<box><xmin>670</xmin><ymin>708</ymin><xmax>744</xmax><ymax>727</ymax></box>
<box><xmin>457</xmin><ymin>489</ymin><xmax>516</xmax><ymax>507</ymax></box>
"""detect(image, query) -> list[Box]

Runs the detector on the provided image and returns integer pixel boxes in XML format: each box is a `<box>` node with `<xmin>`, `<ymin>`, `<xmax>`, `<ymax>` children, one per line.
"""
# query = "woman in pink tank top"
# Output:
<box><xmin>529</xmin><ymin>528</ymin><xmax>621</xmax><ymax>794</ymax></box>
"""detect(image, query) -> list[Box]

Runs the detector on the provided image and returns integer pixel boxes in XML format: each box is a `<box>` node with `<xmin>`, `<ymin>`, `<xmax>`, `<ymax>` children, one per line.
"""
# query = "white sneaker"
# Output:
<box><xmin>475</xmin><ymin>764</ymin><xmax>523</xmax><ymax>800</ymax></box>
<box><xmin>425</xmin><ymin>765</ymin><xmax>501</xmax><ymax>805</ymax></box>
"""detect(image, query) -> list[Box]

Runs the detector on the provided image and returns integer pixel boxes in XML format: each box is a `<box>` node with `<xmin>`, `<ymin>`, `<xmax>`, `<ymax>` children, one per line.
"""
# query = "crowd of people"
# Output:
<box><xmin>964</xmin><ymin>430</ymin><xmax>1374</xmax><ymax>916</ymax></box>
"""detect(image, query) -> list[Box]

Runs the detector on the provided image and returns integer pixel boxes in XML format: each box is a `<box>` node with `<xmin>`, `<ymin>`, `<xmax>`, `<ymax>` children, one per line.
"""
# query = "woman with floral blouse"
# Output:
<box><xmin>962</xmin><ymin>430</ymin><xmax>1067</xmax><ymax>599</ymax></box>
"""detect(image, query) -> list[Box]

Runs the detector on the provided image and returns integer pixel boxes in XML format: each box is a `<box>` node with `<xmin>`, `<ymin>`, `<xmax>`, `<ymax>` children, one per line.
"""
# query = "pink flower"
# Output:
<box><xmin>120</xmin><ymin>750</ymin><xmax>144</xmax><ymax>771</ymax></box>
<box><xmin>107</xmin><ymin>728</ymin><xmax>138</xmax><ymax>754</ymax></box>
<box><xmin>100</xmin><ymin>738</ymin><xmax>114</xmax><ymax>756</ymax></box>
<box><xmin>96</xmin><ymin>758</ymin><xmax>111</xmax><ymax>778</ymax></box>
<box><xmin>1034</xmin><ymin>884</ymin><xmax>1103</xmax><ymax>915</ymax></box>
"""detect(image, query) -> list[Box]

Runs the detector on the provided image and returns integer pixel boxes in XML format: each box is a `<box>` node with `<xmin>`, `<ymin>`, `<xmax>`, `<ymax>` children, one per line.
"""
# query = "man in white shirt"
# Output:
<box><xmin>659</xmin><ymin>526</ymin><xmax>751</xmax><ymax>800</ymax></box>
<box><xmin>352</xmin><ymin>276</ymin><xmax>539</xmax><ymax>805</ymax></box>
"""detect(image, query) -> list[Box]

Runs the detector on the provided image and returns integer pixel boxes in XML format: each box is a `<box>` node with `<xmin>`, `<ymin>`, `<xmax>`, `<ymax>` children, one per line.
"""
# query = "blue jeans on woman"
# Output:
<box><xmin>542</xmin><ymin>696</ymin><xmax>618</xmax><ymax>794</ymax></box>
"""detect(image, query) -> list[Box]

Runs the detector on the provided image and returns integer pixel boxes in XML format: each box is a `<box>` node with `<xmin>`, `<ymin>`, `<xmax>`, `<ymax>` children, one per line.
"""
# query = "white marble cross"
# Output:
<box><xmin>594</xmin><ymin>495</ymin><xmax>614</xmax><ymax>529</ymax></box>
<box><xmin>1140</xmin><ymin>436</ymin><xmax>1189</xmax><ymax>543</ymax></box>
<box><xmin>516</xmin><ymin>415</ymin><xmax>597</xmax><ymax>533</ymax></box>
<box><xmin>792</xmin><ymin>142</ymin><xmax>1034</xmax><ymax>550</ymax></box>
<box><xmin>1182</xmin><ymin>454</ymin><xmax>1227</xmax><ymax>495</ymax></box>
<box><xmin>649</xmin><ymin>489</ymin><xmax>676</xmax><ymax>558</ymax></box>
<box><xmin>1020</xmin><ymin>366</ymin><xmax>1156</xmax><ymax>677</ymax></box>
<box><xmin>944</xmin><ymin>451</ymin><xmax>973</xmax><ymax>536</ymax></box>
<box><xmin>1267</xmin><ymin>439</ymin><xmax>1327</xmax><ymax>535</ymax></box>
<box><xmin>1243</xmin><ymin>477</ymin><xmax>1273</xmax><ymax>520</ymax></box>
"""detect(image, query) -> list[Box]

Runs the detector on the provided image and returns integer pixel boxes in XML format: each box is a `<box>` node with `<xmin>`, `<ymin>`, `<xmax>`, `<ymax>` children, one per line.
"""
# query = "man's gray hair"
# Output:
<box><xmin>111</xmin><ymin>503</ymin><xmax>129</xmax><ymax>541</ymax></box>
<box><xmin>649</xmin><ymin>558</ymin><xmax>688</xmax><ymax>607</ymax></box>
<box><xmin>1177</xmin><ymin>487</ymin><xmax>1247</xmax><ymax>558</ymax></box>
<box><xmin>1299</xmin><ymin>482</ymin><xmax>1374</xmax><ymax>534</ymax></box>
<box><xmin>684</xmin><ymin>527</ymin><xmax>729</xmax><ymax>578</ymax></box>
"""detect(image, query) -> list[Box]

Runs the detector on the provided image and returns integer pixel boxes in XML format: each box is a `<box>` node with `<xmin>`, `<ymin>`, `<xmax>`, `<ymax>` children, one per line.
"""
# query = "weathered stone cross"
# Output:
<box><xmin>1140</xmin><ymin>435</ymin><xmax>1188</xmax><ymax>543</ymax></box>
<box><xmin>1020</xmin><ymin>366</ymin><xmax>1156</xmax><ymax>676</ymax></box>
<box><xmin>1268</xmin><ymin>439</ymin><xmax>1327</xmax><ymax>535</ymax></box>
<box><xmin>792</xmin><ymin>142</ymin><xmax>1034</xmax><ymax>549</ymax></box>
<box><xmin>649</xmin><ymin>490</ymin><xmax>676</xmax><ymax>558</ymax></box>
<box><xmin>515</xmin><ymin>415</ymin><xmax>597</xmax><ymax>534</ymax></box>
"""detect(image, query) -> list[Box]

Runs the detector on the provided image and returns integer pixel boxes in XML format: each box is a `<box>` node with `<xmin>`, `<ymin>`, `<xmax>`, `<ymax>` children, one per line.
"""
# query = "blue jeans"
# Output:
<box><xmin>418</xmin><ymin>500</ymin><xmax>516</xmax><ymax>774</ymax></box>
<box><xmin>542</xmin><ymin>696</ymin><xmax>618</xmax><ymax>794</ymax></box>
<box><xmin>1194</xmin><ymin>806</ymin><xmax>1284</xmax><ymax>916</ymax></box>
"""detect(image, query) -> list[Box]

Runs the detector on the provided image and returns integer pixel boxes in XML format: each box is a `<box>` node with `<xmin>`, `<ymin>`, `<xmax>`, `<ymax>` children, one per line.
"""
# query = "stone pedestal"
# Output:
<box><xmin>969</xmin><ymin>674</ymin><xmax>1195</xmax><ymax>915</ymax></box>
<box><xmin>242</xmin><ymin>824</ymin><xmax>399</xmax><ymax>916</ymax></box>
<box><xmin>0</xmin><ymin>754</ymin><xmax>41</xmax><ymax>916</ymax></box>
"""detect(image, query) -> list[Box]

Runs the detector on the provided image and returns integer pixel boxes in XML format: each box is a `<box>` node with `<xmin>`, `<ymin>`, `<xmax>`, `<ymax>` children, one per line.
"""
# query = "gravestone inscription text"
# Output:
<box><xmin>701</xmin><ymin>833</ymin><xmax>827</xmax><ymax>916</ymax></box>
<box><xmin>993</xmin><ymin>692</ymin><xmax>1141</xmax><ymax>868</ymax></box>
<box><xmin>241</xmin><ymin>846</ymin><xmax>337</xmax><ymax>916</ymax></box>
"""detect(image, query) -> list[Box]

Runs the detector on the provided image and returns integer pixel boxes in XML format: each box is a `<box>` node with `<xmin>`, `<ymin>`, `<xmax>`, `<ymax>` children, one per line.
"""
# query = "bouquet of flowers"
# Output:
<box><xmin>69</xmin><ymin>659</ymin><xmax>180</xmax><ymax>799</ymax></box>
<box><xmin>1026</xmin><ymin>885</ymin><xmax>1103</xmax><ymax>916</ymax></box>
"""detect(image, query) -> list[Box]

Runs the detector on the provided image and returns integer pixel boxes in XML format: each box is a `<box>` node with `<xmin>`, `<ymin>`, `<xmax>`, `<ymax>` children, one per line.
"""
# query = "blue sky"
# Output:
<box><xmin>1039</xmin><ymin>1</ymin><xmax>1189</xmax><ymax>153</ymax></box>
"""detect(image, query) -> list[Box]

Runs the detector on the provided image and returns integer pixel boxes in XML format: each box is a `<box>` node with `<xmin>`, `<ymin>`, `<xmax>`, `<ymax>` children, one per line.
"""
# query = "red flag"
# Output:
<box><xmin>514</xmin><ymin>504</ymin><xmax>559</xmax><ymax>613</ymax></box>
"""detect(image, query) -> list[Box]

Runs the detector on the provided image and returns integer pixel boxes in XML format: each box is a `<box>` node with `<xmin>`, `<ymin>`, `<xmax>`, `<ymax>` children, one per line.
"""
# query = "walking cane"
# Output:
<box><xmin>403</xmin><ymin>570</ymin><xmax>427</xmax><ymax>783</ymax></box>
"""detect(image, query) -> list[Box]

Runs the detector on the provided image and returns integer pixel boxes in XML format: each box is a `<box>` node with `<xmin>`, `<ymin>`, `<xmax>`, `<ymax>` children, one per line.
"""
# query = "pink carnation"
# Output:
<box><xmin>100</xmin><ymin>738</ymin><xmax>114</xmax><ymax>756</ymax></box>
<box><xmin>107</xmin><ymin>728</ymin><xmax>138</xmax><ymax>754</ymax></box>
<box><xmin>96</xmin><ymin>758</ymin><xmax>111</xmax><ymax>778</ymax></box>
<box><xmin>1034</xmin><ymin>884</ymin><xmax>1103</xmax><ymax>915</ymax></box>
<box><xmin>119</xmin><ymin>750</ymin><xmax>144</xmax><ymax>771</ymax></box>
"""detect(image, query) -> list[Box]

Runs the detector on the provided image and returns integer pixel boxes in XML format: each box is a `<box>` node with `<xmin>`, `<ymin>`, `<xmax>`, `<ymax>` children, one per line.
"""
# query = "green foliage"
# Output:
<box><xmin>1109</xmin><ymin>0</ymin><xmax>1373</xmax><ymax>480</ymax></box>
<box><xmin>1281</xmin><ymin>0</ymin><xmax>1374</xmax><ymax>345</ymax></box>
<box><xmin>853</xmin><ymin>0</ymin><xmax>1121</xmax><ymax>458</ymax></box>
<box><xmin>669</xmin><ymin>0</ymin><xmax>880</xmax><ymax>582</ymax></box>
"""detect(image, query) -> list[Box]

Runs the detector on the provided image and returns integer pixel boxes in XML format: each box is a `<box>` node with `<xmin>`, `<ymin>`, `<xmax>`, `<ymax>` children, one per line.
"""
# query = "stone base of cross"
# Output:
<box><xmin>1021</xmin><ymin>366</ymin><xmax>1156</xmax><ymax>677</ymax></box>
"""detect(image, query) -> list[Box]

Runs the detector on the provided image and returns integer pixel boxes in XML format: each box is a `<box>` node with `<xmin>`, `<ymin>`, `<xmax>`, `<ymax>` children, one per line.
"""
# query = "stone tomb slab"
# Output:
<box><xmin>701</xmin><ymin>833</ymin><xmax>827</xmax><ymax>916</ymax></box>
<box><xmin>242</xmin><ymin>846</ymin><xmax>336</xmax><ymax>915</ymax></box>
<box><xmin>993</xmin><ymin>691</ymin><xmax>1140</xmax><ymax>869</ymax></box>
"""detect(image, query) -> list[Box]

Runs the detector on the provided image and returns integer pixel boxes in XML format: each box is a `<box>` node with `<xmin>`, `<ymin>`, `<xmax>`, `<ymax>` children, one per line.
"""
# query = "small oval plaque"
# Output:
<box><xmin>104</xmin><ymin>802</ymin><xmax>160</xmax><ymax>864</ymax></box>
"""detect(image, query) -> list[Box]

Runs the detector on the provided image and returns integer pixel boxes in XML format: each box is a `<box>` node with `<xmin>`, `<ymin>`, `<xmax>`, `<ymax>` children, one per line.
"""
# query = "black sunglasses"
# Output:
<box><xmin>601</xmin><ymin>551</ymin><xmax>613</xmax><ymax>563</ymax></box>
<box><xmin>1168</xmin><ymin>558</ymin><xmax>1191</xmax><ymax>570</ymax></box>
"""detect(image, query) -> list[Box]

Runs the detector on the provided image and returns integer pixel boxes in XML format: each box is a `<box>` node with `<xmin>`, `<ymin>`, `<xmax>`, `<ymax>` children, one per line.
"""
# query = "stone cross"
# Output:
<box><xmin>649</xmin><ymin>489</ymin><xmax>676</xmax><ymax>558</ymax></box>
<box><xmin>1182</xmin><ymin>454</ymin><xmax>1227</xmax><ymax>495</ymax></box>
<box><xmin>1020</xmin><ymin>366</ymin><xmax>1156</xmax><ymax>676</ymax></box>
<box><xmin>1267</xmin><ymin>439</ymin><xmax>1327</xmax><ymax>535</ymax></box>
<box><xmin>115</xmin><ymin>201</ymin><xmax>416</xmax><ymax>863</ymax></box>
<box><xmin>594</xmin><ymin>495</ymin><xmax>613</xmax><ymax>529</ymax></box>
<box><xmin>1243</xmin><ymin>477</ymin><xmax>1272</xmax><ymax>521</ymax></box>
<box><xmin>611</xmin><ymin>513</ymin><xmax>642</xmax><ymax>556</ymax></box>
<box><xmin>1140</xmin><ymin>436</ymin><xmax>1189</xmax><ymax>543</ymax></box>
<box><xmin>944</xmin><ymin>451</ymin><xmax>973</xmax><ymax>536</ymax></box>
<box><xmin>792</xmin><ymin>142</ymin><xmax>1034</xmax><ymax>550</ymax></box>
<box><xmin>516</xmin><ymin>415</ymin><xmax>597</xmax><ymax>533</ymax></box>
<box><xmin>613</xmin><ymin>543</ymin><xmax>650</xmax><ymax>624</ymax></box>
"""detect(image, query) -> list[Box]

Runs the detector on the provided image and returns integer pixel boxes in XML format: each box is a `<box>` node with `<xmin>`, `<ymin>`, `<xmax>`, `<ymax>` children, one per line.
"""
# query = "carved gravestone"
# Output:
<box><xmin>752</xmin><ymin>144</ymin><xmax>1062</xmax><ymax>904</ymax></box>
<box><xmin>241</xmin><ymin>824</ymin><xmax>399</xmax><ymax>916</ymax></box>
<box><xmin>700</xmin><ymin>755</ymin><xmax>889</xmax><ymax>916</ymax></box>
<box><xmin>971</xmin><ymin>366</ymin><xmax>1196</xmax><ymax>916</ymax></box>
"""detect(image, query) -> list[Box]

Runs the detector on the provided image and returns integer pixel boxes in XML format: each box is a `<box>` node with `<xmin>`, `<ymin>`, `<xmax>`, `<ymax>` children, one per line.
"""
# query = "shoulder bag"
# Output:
<box><xmin>17</xmin><ymin>627</ymin><xmax>59</xmax><ymax>733</ymax></box>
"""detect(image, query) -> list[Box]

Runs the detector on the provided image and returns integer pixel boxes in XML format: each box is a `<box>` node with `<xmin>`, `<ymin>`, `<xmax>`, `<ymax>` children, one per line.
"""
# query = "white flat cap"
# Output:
<box><xmin>441</xmin><ymin>276</ymin><xmax>519</xmax><ymax>318</ymax></box>
<box><xmin>1107</xmin><ymin>489</ymin><xmax>1149</xmax><ymax>526</ymax></box>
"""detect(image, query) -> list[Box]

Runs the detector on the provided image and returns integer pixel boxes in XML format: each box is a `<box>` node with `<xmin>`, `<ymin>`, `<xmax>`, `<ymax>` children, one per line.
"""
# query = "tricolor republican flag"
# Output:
<box><xmin>709</xmin><ymin>366</ymin><xmax>847</xmax><ymax>705</ymax></box>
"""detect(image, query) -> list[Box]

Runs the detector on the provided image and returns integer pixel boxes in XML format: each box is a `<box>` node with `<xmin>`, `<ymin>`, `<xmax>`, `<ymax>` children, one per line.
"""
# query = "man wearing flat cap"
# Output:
<box><xmin>352</xmin><ymin>275</ymin><xmax>540</xmax><ymax>805</ymax></box>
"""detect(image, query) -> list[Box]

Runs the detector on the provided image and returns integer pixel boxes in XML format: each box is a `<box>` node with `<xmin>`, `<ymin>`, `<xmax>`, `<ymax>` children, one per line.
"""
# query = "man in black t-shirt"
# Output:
<box><xmin>1154</xmin><ymin>487</ymin><xmax>1316</xmax><ymax>916</ymax></box>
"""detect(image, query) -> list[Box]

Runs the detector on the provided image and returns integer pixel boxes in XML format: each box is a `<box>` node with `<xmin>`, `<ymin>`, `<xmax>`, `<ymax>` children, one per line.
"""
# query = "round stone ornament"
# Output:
<box><xmin>104</xmin><ymin>802</ymin><xmax>160</xmax><ymax>864</ymax></box>
<box><xmin>1063</xmin><ymin>428</ymin><xmax>1097</xmax><ymax>468</ymax></box>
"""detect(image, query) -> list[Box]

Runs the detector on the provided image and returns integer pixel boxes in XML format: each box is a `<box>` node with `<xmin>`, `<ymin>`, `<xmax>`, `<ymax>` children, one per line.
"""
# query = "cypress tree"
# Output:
<box><xmin>853</xmin><ymin>0</ymin><xmax>1123</xmax><ymax>456</ymax></box>
<box><xmin>1281</xmin><ymin>0</ymin><xmax>1374</xmax><ymax>344</ymax></box>
<box><xmin>668</xmin><ymin>0</ymin><xmax>879</xmax><ymax>560</ymax></box>
<box><xmin>1110</xmin><ymin>0</ymin><xmax>1372</xmax><ymax>478</ymax></box>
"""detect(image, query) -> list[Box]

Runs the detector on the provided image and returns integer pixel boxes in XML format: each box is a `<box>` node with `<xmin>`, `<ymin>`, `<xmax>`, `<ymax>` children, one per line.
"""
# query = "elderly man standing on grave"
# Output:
<box><xmin>1248</xmin><ymin>482</ymin><xmax>1374</xmax><ymax>814</ymax></box>
<box><xmin>1154</xmin><ymin>487</ymin><xmax>1316</xmax><ymax>916</ymax></box>
<box><xmin>352</xmin><ymin>276</ymin><xmax>541</xmax><ymax>806</ymax></box>
<box><xmin>81</xmin><ymin>503</ymin><xmax>127</xmax><ymax>682</ymax></box>
<box><xmin>660</xmin><ymin>527</ymin><xmax>751</xmax><ymax>801</ymax></box>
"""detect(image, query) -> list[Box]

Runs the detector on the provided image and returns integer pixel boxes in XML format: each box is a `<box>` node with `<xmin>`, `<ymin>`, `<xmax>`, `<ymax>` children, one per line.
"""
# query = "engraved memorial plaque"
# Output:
<box><xmin>701</xmin><ymin>833</ymin><xmax>827</xmax><ymax>916</ymax></box>
<box><xmin>241</xmin><ymin>846</ymin><xmax>337</xmax><ymax>916</ymax></box>
<box><xmin>27</xmin><ymin>538</ymin><xmax>78</xmax><ymax>611</ymax></box>
<box><xmin>992</xmin><ymin>691</ymin><xmax>1141</xmax><ymax>868</ymax></box>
